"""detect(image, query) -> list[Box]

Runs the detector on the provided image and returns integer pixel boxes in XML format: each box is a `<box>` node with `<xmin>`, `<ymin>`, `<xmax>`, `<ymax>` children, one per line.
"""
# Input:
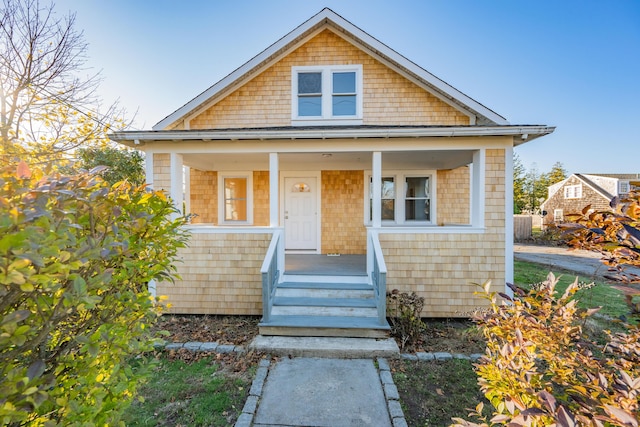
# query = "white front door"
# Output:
<box><xmin>284</xmin><ymin>176</ymin><xmax>318</xmax><ymax>250</ymax></box>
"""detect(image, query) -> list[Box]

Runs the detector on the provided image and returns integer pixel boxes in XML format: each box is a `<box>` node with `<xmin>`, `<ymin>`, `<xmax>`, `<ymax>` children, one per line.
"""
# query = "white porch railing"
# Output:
<box><xmin>367</xmin><ymin>229</ymin><xmax>387</xmax><ymax>326</ymax></box>
<box><xmin>260</xmin><ymin>228</ymin><xmax>284</xmax><ymax>323</ymax></box>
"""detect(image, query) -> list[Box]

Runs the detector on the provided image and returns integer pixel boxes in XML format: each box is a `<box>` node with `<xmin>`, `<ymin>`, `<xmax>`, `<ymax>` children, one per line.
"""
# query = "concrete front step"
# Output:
<box><xmin>259</xmin><ymin>315</ymin><xmax>390</xmax><ymax>338</ymax></box>
<box><xmin>249</xmin><ymin>335</ymin><xmax>399</xmax><ymax>358</ymax></box>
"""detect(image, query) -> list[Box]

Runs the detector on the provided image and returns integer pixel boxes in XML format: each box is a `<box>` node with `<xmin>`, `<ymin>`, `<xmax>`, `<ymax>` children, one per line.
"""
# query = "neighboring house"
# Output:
<box><xmin>541</xmin><ymin>173</ymin><xmax>640</xmax><ymax>225</ymax></box>
<box><xmin>110</xmin><ymin>9</ymin><xmax>554</xmax><ymax>337</ymax></box>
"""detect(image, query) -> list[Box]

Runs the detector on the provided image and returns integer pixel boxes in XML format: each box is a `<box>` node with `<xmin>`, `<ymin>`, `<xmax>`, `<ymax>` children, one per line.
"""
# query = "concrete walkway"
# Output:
<box><xmin>514</xmin><ymin>243</ymin><xmax>640</xmax><ymax>279</ymax></box>
<box><xmin>236</xmin><ymin>357</ymin><xmax>405</xmax><ymax>427</ymax></box>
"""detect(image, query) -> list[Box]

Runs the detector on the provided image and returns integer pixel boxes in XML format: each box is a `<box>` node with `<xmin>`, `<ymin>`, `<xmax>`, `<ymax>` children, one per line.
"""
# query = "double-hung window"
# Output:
<box><xmin>292</xmin><ymin>65</ymin><xmax>363</xmax><ymax>125</ymax></box>
<box><xmin>219</xmin><ymin>172</ymin><xmax>253</xmax><ymax>225</ymax></box>
<box><xmin>564</xmin><ymin>184</ymin><xmax>582</xmax><ymax>199</ymax></box>
<box><xmin>368</xmin><ymin>172</ymin><xmax>435</xmax><ymax>225</ymax></box>
<box><xmin>405</xmin><ymin>177</ymin><xmax>431</xmax><ymax>221</ymax></box>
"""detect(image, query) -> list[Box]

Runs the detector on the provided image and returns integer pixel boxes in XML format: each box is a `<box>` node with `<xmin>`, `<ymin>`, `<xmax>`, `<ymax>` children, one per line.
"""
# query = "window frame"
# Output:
<box><xmin>365</xmin><ymin>170</ymin><xmax>437</xmax><ymax>226</ymax></box>
<box><xmin>218</xmin><ymin>172</ymin><xmax>253</xmax><ymax>225</ymax></box>
<box><xmin>291</xmin><ymin>64</ymin><xmax>363</xmax><ymax>126</ymax></box>
<box><xmin>618</xmin><ymin>181</ymin><xmax>630</xmax><ymax>195</ymax></box>
<box><xmin>564</xmin><ymin>184</ymin><xmax>582</xmax><ymax>199</ymax></box>
<box><xmin>554</xmin><ymin>209</ymin><xmax>564</xmax><ymax>223</ymax></box>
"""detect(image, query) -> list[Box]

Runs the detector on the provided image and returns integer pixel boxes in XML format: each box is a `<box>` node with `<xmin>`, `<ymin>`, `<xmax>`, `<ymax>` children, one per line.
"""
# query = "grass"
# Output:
<box><xmin>392</xmin><ymin>359</ymin><xmax>490</xmax><ymax>427</ymax></box>
<box><xmin>122</xmin><ymin>355</ymin><xmax>253</xmax><ymax>427</ymax></box>
<box><xmin>513</xmin><ymin>260</ymin><xmax>629</xmax><ymax>320</ymax></box>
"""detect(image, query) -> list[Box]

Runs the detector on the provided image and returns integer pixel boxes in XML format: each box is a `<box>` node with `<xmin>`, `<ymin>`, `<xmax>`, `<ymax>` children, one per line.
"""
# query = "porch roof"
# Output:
<box><xmin>110</xmin><ymin>124</ymin><xmax>555</xmax><ymax>148</ymax></box>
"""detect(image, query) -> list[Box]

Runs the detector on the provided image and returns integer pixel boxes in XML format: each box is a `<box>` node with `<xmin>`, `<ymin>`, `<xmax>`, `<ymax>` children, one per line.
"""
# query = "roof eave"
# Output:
<box><xmin>111</xmin><ymin>125</ymin><xmax>555</xmax><ymax>147</ymax></box>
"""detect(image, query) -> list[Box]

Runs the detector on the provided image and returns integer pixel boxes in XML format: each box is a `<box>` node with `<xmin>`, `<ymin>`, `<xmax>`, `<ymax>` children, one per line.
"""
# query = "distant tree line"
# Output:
<box><xmin>513</xmin><ymin>153</ymin><xmax>567</xmax><ymax>214</ymax></box>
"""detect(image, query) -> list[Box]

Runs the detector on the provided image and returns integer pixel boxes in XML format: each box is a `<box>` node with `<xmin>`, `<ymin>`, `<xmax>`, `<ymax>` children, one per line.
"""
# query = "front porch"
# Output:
<box><xmin>285</xmin><ymin>254</ymin><xmax>366</xmax><ymax>276</ymax></box>
<box><xmin>259</xmin><ymin>230</ymin><xmax>390</xmax><ymax>338</ymax></box>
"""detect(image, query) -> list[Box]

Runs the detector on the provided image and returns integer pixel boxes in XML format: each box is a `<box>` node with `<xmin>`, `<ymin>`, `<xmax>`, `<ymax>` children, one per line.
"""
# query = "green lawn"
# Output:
<box><xmin>392</xmin><ymin>359</ymin><xmax>490</xmax><ymax>427</ymax></box>
<box><xmin>122</xmin><ymin>355</ymin><xmax>253</xmax><ymax>427</ymax></box>
<box><xmin>513</xmin><ymin>260</ymin><xmax>629</xmax><ymax>320</ymax></box>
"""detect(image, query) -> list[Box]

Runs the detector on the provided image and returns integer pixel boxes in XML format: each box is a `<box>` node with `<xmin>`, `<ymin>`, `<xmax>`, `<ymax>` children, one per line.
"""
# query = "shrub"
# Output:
<box><xmin>387</xmin><ymin>289</ymin><xmax>425</xmax><ymax>351</ymax></box>
<box><xmin>0</xmin><ymin>162</ymin><xmax>188</xmax><ymax>426</ymax></box>
<box><xmin>451</xmin><ymin>276</ymin><xmax>640</xmax><ymax>427</ymax></box>
<box><xmin>560</xmin><ymin>191</ymin><xmax>640</xmax><ymax>285</ymax></box>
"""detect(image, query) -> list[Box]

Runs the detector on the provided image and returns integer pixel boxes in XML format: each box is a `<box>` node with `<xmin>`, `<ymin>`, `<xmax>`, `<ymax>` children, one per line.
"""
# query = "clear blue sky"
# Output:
<box><xmin>56</xmin><ymin>0</ymin><xmax>640</xmax><ymax>175</ymax></box>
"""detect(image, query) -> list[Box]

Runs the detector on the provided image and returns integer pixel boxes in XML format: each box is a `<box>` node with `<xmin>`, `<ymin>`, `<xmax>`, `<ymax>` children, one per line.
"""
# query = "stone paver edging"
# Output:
<box><xmin>377</xmin><ymin>358</ymin><xmax>408</xmax><ymax>427</ymax></box>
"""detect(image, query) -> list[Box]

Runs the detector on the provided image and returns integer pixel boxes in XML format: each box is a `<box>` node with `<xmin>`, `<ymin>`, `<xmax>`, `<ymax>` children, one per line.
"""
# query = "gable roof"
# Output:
<box><xmin>575</xmin><ymin>174</ymin><xmax>615</xmax><ymax>200</ymax></box>
<box><xmin>544</xmin><ymin>173</ymin><xmax>615</xmax><ymax>204</ymax></box>
<box><xmin>153</xmin><ymin>8</ymin><xmax>508</xmax><ymax>131</ymax></box>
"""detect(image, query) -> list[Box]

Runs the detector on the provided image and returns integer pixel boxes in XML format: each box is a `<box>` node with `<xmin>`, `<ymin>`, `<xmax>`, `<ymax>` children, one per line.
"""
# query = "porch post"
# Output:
<box><xmin>471</xmin><ymin>149</ymin><xmax>485</xmax><ymax>228</ymax></box>
<box><xmin>372</xmin><ymin>151</ymin><xmax>382</xmax><ymax>228</ymax></box>
<box><xmin>144</xmin><ymin>151</ymin><xmax>154</xmax><ymax>189</ymax></box>
<box><xmin>504</xmin><ymin>147</ymin><xmax>514</xmax><ymax>298</ymax></box>
<box><xmin>269</xmin><ymin>153</ymin><xmax>279</xmax><ymax>227</ymax></box>
<box><xmin>169</xmin><ymin>153</ymin><xmax>184</xmax><ymax>217</ymax></box>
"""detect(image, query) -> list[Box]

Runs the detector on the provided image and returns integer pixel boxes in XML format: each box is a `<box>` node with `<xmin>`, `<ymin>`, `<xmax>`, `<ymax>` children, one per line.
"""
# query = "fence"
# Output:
<box><xmin>514</xmin><ymin>215</ymin><xmax>533</xmax><ymax>239</ymax></box>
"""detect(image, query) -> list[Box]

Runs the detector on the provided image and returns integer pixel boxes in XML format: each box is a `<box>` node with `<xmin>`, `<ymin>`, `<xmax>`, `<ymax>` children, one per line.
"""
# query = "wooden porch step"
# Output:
<box><xmin>275</xmin><ymin>282</ymin><xmax>374</xmax><ymax>299</ymax></box>
<box><xmin>277</xmin><ymin>281</ymin><xmax>372</xmax><ymax>290</ymax></box>
<box><xmin>271</xmin><ymin>296</ymin><xmax>377</xmax><ymax>317</ymax></box>
<box><xmin>259</xmin><ymin>315</ymin><xmax>390</xmax><ymax>339</ymax></box>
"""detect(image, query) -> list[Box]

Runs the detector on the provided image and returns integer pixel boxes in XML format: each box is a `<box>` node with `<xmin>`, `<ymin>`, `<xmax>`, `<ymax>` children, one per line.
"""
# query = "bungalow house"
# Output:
<box><xmin>541</xmin><ymin>173</ymin><xmax>640</xmax><ymax>226</ymax></box>
<box><xmin>110</xmin><ymin>8</ymin><xmax>554</xmax><ymax>337</ymax></box>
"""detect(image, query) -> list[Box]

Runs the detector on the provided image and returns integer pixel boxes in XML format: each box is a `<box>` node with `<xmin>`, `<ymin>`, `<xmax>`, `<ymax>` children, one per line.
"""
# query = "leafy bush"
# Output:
<box><xmin>0</xmin><ymin>162</ymin><xmax>188</xmax><ymax>426</ymax></box>
<box><xmin>560</xmin><ymin>191</ymin><xmax>640</xmax><ymax>284</ymax></box>
<box><xmin>559</xmin><ymin>191</ymin><xmax>640</xmax><ymax>317</ymax></box>
<box><xmin>387</xmin><ymin>289</ymin><xmax>425</xmax><ymax>351</ymax></box>
<box><xmin>451</xmin><ymin>276</ymin><xmax>640</xmax><ymax>427</ymax></box>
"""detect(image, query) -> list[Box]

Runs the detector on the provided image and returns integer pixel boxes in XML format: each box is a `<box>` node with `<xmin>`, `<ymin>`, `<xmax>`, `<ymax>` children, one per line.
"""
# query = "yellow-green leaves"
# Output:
<box><xmin>0</xmin><ymin>163</ymin><xmax>189</xmax><ymax>425</ymax></box>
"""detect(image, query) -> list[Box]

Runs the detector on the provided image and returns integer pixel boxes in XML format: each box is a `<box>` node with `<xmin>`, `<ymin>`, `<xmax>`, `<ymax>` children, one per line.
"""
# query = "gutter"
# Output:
<box><xmin>111</xmin><ymin>125</ymin><xmax>555</xmax><ymax>147</ymax></box>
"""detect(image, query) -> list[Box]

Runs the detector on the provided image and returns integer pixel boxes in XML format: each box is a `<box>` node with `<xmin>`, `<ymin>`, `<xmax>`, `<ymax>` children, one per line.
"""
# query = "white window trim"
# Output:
<box><xmin>554</xmin><ymin>209</ymin><xmax>564</xmax><ymax>223</ymax></box>
<box><xmin>564</xmin><ymin>184</ymin><xmax>582</xmax><ymax>199</ymax></box>
<box><xmin>218</xmin><ymin>172</ymin><xmax>253</xmax><ymax>225</ymax></box>
<box><xmin>291</xmin><ymin>64</ymin><xmax>363</xmax><ymax>126</ymax></box>
<box><xmin>364</xmin><ymin>170</ymin><xmax>437</xmax><ymax>226</ymax></box>
<box><xmin>618</xmin><ymin>181</ymin><xmax>630</xmax><ymax>194</ymax></box>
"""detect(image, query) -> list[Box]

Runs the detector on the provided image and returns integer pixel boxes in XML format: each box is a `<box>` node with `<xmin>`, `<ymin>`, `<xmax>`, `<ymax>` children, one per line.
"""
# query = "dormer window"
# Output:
<box><xmin>619</xmin><ymin>181</ymin><xmax>630</xmax><ymax>195</ymax></box>
<box><xmin>292</xmin><ymin>65</ymin><xmax>363</xmax><ymax>125</ymax></box>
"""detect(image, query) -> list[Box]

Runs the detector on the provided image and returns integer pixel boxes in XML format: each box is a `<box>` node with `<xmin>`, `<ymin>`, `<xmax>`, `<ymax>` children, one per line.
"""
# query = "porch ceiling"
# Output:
<box><xmin>182</xmin><ymin>150</ymin><xmax>475</xmax><ymax>171</ymax></box>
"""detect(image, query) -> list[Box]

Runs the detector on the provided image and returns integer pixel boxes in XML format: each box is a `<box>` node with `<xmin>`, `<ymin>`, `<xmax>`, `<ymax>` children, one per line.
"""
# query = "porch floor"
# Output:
<box><xmin>284</xmin><ymin>254</ymin><xmax>366</xmax><ymax>276</ymax></box>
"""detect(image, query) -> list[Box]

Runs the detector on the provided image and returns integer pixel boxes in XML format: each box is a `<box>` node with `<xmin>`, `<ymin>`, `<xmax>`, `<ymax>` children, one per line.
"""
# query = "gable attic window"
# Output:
<box><xmin>292</xmin><ymin>65</ymin><xmax>363</xmax><ymax>125</ymax></box>
<box><xmin>564</xmin><ymin>184</ymin><xmax>582</xmax><ymax>199</ymax></box>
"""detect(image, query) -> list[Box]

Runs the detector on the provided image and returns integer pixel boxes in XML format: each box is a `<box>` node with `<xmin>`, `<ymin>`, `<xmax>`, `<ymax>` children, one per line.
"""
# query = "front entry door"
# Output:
<box><xmin>284</xmin><ymin>176</ymin><xmax>318</xmax><ymax>250</ymax></box>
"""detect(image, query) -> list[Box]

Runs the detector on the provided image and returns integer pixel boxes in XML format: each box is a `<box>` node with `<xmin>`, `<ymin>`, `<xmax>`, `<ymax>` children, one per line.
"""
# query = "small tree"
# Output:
<box><xmin>0</xmin><ymin>0</ymin><xmax>127</xmax><ymax>168</ymax></box>
<box><xmin>74</xmin><ymin>146</ymin><xmax>145</xmax><ymax>186</ymax></box>
<box><xmin>0</xmin><ymin>162</ymin><xmax>188</xmax><ymax>425</ymax></box>
<box><xmin>513</xmin><ymin>153</ymin><xmax>527</xmax><ymax>214</ymax></box>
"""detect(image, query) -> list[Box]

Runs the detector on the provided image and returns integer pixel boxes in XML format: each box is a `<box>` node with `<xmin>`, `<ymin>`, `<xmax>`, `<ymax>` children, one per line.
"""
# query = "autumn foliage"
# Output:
<box><xmin>451</xmin><ymin>276</ymin><xmax>640</xmax><ymax>427</ymax></box>
<box><xmin>560</xmin><ymin>191</ymin><xmax>640</xmax><ymax>285</ymax></box>
<box><xmin>0</xmin><ymin>163</ymin><xmax>188</xmax><ymax>426</ymax></box>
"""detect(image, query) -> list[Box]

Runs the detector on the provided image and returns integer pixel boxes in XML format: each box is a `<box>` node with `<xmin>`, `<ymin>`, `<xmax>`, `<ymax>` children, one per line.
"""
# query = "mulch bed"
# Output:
<box><xmin>153</xmin><ymin>314</ymin><xmax>486</xmax><ymax>355</ymax></box>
